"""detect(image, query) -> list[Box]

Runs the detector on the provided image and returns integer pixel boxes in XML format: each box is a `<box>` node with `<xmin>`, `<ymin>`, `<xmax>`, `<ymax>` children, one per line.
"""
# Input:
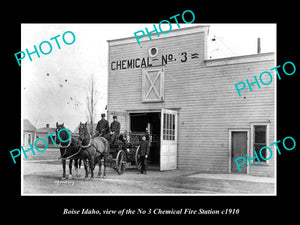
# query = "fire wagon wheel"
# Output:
<box><xmin>116</xmin><ymin>150</ymin><xmax>127</xmax><ymax>175</ymax></box>
<box><xmin>135</xmin><ymin>145</ymin><xmax>142</xmax><ymax>172</ymax></box>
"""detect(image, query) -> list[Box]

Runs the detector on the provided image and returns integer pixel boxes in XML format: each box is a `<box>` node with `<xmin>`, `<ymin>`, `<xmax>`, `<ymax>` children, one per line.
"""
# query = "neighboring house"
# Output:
<box><xmin>36</xmin><ymin>124</ymin><xmax>57</xmax><ymax>148</ymax></box>
<box><xmin>23</xmin><ymin>119</ymin><xmax>36</xmax><ymax>148</ymax></box>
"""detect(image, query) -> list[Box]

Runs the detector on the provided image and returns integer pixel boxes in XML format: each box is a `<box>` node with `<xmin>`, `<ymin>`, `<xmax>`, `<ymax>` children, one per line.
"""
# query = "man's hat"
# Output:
<box><xmin>113</xmin><ymin>115</ymin><xmax>117</xmax><ymax>119</ymax></box>
<box><xmin>101</xmin><ymin>113</ymin><xmax>105</xmax><ymax>117</ymax></box>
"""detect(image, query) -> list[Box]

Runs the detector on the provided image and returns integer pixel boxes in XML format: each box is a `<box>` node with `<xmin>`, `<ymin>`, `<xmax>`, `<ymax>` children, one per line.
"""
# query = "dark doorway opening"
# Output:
<box><xmin>130</xmin><ymin>112</ymin><xmax>161</xmax><ymax>168</ymax></box>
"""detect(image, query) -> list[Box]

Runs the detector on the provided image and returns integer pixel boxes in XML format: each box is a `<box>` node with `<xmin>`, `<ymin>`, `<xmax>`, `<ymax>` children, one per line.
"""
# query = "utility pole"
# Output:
<box><xmin>257</xmin><ymin>37</ymin><xmax>261</xmax><ymax>54</ymax></box>
<box><xmin>86</xmin><ymin>75</ymin><xmax>96</xmax><ymax>135</ymax></box>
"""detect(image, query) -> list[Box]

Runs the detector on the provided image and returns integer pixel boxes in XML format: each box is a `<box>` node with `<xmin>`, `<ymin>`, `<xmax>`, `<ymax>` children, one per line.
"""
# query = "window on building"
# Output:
<box><xmin>253</xmin><ymin>125</ymin><xmax>267</xmax><ymax>162</ymax></box>
<box><xmin>47</xmin><ymin>134</ymin><xmax>57</xmax><ymax>145</ymax></box>
<box><xmin>163</xmin><ymin>113</ymin><xmax>175</xmax><ymax>141</ymax></box>
<box><xmin>27</xmin><ymin>133</ymin><xmax>32</xmax><ymax>145</ymax></box>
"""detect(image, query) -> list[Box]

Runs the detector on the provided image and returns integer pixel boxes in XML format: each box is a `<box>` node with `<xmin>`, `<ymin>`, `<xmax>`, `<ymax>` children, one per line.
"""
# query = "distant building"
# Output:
<box><xmin>73</xmin><ymin>123</ymin><xmax>97</xmax><ymax>136</ymax></box>
<box><xmin>23</xmin><ymin>119</ymin><xmax>36</xmax><ymax>148</ymax></box>
<box><xmin>36</xmin><ymin>124</ymin><xmax>57</xmax><ymax>147</ymax></box>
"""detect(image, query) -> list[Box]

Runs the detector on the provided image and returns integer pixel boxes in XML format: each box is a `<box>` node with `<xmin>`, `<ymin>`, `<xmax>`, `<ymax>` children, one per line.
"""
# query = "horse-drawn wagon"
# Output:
<box><xmin>107</xmin><ymin>131</ymin><xmax>147</xmax><ymax>175</ymax></box>
<box><xmin>56</xmin><ymin>122</ymin><xmax>148</xmax><ymax>179</ymax></box>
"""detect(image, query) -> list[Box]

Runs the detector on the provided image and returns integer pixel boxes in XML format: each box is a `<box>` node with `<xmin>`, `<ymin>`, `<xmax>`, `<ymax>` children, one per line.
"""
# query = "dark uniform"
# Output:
<box><xmin>139</xmin><ymin>139</ymin><xmax>150</xmax><ymax>174</ymax></box>
<box><xmin>95</xmin><ymin>118</ymin><xmax>109</xmax><ymax>136</ymax></box>
<box><xmin>95</xmin><ymin>114</ymin><xmax>109</xmax><ymax>139</ymax></box>
<box><xmin>110</xmin><ymin>120</ymin><xmax>120</xmax><ymax>134</ymax></box>
<box><xmin>110</xmin><ymin>117</ymin><xmax>120</xmax><ymax>143</ymax></box>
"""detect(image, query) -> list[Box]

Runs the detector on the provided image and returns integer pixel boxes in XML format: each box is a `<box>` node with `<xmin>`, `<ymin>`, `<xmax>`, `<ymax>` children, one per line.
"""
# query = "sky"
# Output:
<box><xmin>21</xmin><ymin>23</ymin><xmax>276</xmax><ymax>131</ymax></box>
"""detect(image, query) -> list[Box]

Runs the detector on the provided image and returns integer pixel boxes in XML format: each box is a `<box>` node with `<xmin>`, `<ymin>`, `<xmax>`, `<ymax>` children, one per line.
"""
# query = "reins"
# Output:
<box><xmin>58</xmin><ymin>126</ymin><xmax>93</xmax><ymax>160</ymax></box>
<box><xmin>59</xmin><ymin>147</ymin><xmax>82</xmax><ymax>160</ymax></box>
<box><xmin>57</xmin><ymin>128</ymin><xmax>82</xmax><ymax>160</ymax></box>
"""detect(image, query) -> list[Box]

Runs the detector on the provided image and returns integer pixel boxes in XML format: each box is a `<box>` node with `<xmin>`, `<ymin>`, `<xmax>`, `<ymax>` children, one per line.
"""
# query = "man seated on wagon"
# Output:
<box><xmin>94</xmin><ymin>113</ymin><xmax>109</xmax><ymax>138</ymax></box>
<box><xmin>110</xmin><ymin>115</ymin><xmax>120</xmax><ymax>144</ymax></box>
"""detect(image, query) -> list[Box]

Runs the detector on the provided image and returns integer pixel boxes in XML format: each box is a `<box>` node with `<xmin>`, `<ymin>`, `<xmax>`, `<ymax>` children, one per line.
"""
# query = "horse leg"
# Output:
<box><xmin>89</xmin><ymin>156</ymin><xmax>95</xmax><ymax>179</ymax></box>
<box><xmin>97</xmin><ymin>156</ymin><xmax>102</xmax><ymax>178</ymax></box>
<box><xmin>101</xmin><ymin>156</ymin><xmax>106</xmax><ymax>179</ymax></box>
<box><xmin>61</xmin><ymin>159</ymin><xmax>66</xmax><ymax>179</ymax></box>
<box><xmin>84</xmin><ymin>159</ymin><xmax>89</xmax><ymax>179</ymax></box>
<box><xmin>74</xmin><ymin>159</ymin><xmax>79</xmax><ymax>177</ymax></box>
<box><xmin>104</xmin><ymin>155</ymin><xmax>107</xmax><ymax>178</ymax></box>
<box><xmin>68</xmin><ymin>159</ymin><xmax>73</xmax><ymax>179</ymax></box>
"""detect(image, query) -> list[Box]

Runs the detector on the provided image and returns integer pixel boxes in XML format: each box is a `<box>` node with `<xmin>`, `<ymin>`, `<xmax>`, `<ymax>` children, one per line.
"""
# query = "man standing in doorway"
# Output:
<box><xmin>95</xmin><ymin>113</ymin><xmax>109</xmax><ymax>138</ymax></box>
<box><xmin>110</xmin><ymin>115</ymin><xmax>120</xmax><ymax>144</ymax></box>
<box><xmin>138</xmin><ymin>135</ymin><xmax>150</xmax><ymax>175</ymax></box>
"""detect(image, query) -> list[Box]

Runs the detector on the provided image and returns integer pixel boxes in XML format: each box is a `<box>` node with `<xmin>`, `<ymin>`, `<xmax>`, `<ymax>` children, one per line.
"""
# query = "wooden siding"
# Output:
<box><xmin>107</xmin><ymin>28</ymin><xmax>275</xmax><ymax>177</ymax></box>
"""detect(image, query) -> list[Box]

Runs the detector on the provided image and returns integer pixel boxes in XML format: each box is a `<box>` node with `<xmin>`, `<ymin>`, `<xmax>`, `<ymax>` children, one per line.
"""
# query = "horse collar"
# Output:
<box><xmin>59</xmin><ymin>138</ymin><xmax>72</xmax><ymax>149</ymax></box>
<box><xmin>80</xmin><ymin>134</ymin><xmax>92</xmax><ymax>148</ymax></box>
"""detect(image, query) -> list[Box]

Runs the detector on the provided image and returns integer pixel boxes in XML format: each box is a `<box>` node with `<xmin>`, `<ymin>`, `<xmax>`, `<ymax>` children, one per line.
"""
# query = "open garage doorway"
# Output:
<box><xmin>129</xmin><ymin>112</ymin><xmax>161</xmax><ymax>170</ymax></box>
<box><xmin>129</xmin><ymin>109</ymin><xmax>178</xmax><ymax>171</ymax></box>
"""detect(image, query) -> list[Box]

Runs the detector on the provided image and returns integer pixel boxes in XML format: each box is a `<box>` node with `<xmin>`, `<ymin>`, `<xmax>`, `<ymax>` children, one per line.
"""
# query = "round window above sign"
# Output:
<box><xmin>149</xmin><ymin>47</ymin><xmax>158</xmax><ymax>57</ymax></box>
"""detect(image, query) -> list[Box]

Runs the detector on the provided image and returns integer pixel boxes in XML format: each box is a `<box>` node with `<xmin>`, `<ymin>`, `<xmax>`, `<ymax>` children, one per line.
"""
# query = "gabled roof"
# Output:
<box><xmin>107</xmin><ymin>25</ymin><xmax>209</xmax><ymax>46</ymax></box>
<box><xmin>23</xmin><ymin>119</ymin><xmax>36</xmax><ymax>132</ymax></box>
<box><xmin>36</xmin><ymin>126</ymin><xmax>56</xmax><ymax>133</ymax></box>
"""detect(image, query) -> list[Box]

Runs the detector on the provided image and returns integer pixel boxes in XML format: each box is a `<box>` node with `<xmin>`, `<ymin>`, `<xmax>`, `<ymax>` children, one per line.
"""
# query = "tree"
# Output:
<box><xmin>86</xmin><ymin>74</ymin><xmax>97</xmax><ymax>135</ymax></box>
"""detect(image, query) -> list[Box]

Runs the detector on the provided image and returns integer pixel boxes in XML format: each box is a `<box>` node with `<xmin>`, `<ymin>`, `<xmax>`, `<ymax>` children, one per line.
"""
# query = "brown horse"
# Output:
<box><xmin>78</xmin><ymin>122</ymin><xmax>110</xmax><ymax>178</ymax></box>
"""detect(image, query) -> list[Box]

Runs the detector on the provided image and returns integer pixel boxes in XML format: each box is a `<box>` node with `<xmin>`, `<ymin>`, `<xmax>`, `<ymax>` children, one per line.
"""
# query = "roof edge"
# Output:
<box><xmin>204</xmin><ymin>52</ymin><xmax>275</xmax><ymax>67</ymax></box>
<box><xmin>107</xmin><ymin>25</ymin><xmax>209</xmax><ymax>46</ymax></box>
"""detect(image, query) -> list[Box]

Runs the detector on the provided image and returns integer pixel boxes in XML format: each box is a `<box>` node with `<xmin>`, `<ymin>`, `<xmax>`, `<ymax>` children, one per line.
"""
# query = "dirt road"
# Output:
<box><xmin>22</xmin><ymin>160</ymin><xmax>275</xmax><ymax>195</ymax></box>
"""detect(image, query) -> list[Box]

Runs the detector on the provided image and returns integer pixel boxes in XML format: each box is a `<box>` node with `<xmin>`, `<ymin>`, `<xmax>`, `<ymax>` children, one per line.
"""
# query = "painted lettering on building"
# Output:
<box><xmin>111</xmin><ymin>57</ymin><xmax>152</xmax><ymax>70</ymax></box>
<box><xmin>110</xmin><ymin>51</ymin><xmax>200</xmax><ymax>70</ymax></box>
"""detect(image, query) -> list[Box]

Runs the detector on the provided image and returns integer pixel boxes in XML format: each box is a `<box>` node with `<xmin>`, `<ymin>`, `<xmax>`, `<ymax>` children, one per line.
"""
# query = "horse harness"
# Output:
<box><xmin>80</xmin><ymin>134</ymin><xmax>102</xmax><ymax>155</ymax></box>
<box><xmin>59</xmin><ymin>134</ymin><xmax>100</xmax><ymax>160</ymax></box>
<box><xmin>80</xmin><ymin>134</ymin><xmax>92</xmax><ymax>148</ymax></box>
<box><xmin>58</xmin><ymin>138</ymin><xmax>82</xmax><ymax>160</ymax></box>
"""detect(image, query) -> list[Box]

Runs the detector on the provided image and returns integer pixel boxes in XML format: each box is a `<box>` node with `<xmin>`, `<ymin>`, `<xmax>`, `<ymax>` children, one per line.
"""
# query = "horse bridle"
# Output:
<box><xmin>56</xmin><ymin>127</ymin><xmax>72</xmax><ymax>148</ymax></box>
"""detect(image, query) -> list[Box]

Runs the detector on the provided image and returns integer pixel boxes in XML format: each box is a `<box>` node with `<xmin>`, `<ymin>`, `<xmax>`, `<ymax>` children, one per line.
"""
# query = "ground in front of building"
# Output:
<box><xmin>22</xmin><ymin>159</ymin><xmax>275</xmax><ymax>195</ymax></box>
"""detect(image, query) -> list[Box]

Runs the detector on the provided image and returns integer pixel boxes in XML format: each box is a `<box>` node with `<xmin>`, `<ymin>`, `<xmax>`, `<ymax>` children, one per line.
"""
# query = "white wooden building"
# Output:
<box><xmin>107</xmin><ymin>26</ymin><xmax>275</xmax><ymax>177</ymax></box>
<box><xmin>23</xmin><ymin>119</ymin><xmax>36</xmax><ymax>148</ymax></box>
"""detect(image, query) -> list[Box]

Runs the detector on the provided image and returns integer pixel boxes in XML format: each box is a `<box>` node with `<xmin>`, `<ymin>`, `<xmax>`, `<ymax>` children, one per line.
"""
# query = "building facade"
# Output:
<box><xmin>36</xmin><ymin>124</ymin><xmax>57</xmax><ymax>148</ymax></box>
<box><xmin>23</xmin><ymin>119</ymin><xmax>36</xmax><ymax>148</ymax></box>
<box><xmin>107</xmin><ymin>26</ymin><xmax>275</xmax><ymax>177</ymax></box>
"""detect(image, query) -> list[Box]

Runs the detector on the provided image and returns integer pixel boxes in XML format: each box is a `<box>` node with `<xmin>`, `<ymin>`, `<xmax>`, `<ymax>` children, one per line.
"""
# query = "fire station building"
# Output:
<box><xmin>107</xmin><ymin>25</ymin><xmax>275</xmax><ymax>177</ymax></box>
